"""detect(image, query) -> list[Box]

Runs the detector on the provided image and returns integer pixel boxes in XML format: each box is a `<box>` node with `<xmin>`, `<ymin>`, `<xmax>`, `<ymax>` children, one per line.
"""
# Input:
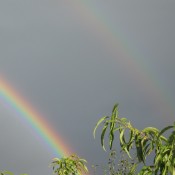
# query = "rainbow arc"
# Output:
<box><xmin>0</xmin><ymin>77</ymin><xmax>72</xmax><ymax>157</ymax></box>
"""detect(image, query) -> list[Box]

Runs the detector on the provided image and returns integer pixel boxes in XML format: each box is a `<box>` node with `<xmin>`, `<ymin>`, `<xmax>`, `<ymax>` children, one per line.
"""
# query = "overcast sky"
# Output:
<box><xmin>0</xmin><ymin>1</ymin><xmax>175</xmax><ymax>174</ymax></box>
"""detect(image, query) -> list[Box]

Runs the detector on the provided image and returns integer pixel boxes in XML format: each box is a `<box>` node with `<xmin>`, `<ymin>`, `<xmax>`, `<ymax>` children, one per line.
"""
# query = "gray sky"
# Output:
<box><xmin>0</xmin><ymin>1</ymin><xmax>175</xmax><ymax>174</ymax></box>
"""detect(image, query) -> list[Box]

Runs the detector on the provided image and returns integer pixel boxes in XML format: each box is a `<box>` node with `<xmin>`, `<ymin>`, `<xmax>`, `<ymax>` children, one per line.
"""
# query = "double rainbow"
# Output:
<box><xmin>0</xmin><ymin>1</ymin><xmax>174</xmax><ymax>159</ymax></box>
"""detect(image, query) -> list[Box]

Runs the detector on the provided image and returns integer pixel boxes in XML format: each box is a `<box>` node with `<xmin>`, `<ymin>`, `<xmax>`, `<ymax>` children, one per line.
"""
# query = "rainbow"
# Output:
<box><xmin>0</xmin><ymin>2</ymin><xmax>174</xmax><ymax>159</ymax></box>
<box><xmin>68</xmin><ymin>1</ymin><xmax>175</xmax><ymax>119</ymax></box>
<box><xmin>0</xmin><ymin>77</ymin><xmax>72</xmax><ymax>157</ymax></box>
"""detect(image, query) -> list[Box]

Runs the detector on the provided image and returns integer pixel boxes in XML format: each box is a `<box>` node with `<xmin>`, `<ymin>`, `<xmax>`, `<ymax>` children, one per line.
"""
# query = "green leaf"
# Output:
<box><xmin>93</xmin><ymin>116</ymin><xmax>109</xmax><ymax>138</ymax></box>
<box><xmin>109</xmin><ymin>130</ymin><xmax>114</xmax><ymax>150</ymax></box>
<box><xmin>128</xmin><ymin>163</ymin><xmax>137</xmax><ymax>175</ymax></box>
<box><xmin>101</xmin><ymin>122</ymin><xmax>109</xmax><ymax>151</ymax></box>
<box><xmin>155</xmin><ymin>153</ymin><xmax>162</xmax><ymax>166</ymax></box>
<box><xmin>119</xmin><ymin>129</ymin><xmax>125</xmax><ymax>145</ymax></box>
<box><xmin>142</xmin><ymin>127</ymin><xmax>160</xmax><ymax>135</ymax></box>
<box><xmin>144</xmin><ymin>143</ymin><xmax>151</xmax><ymax>155</ymax></box>
<box><xmin>158</xmin><ymin>125</ymin><xmax>174</xmax><ymax>139</ymax></box>
<box><xmin>112</xmin><ymin>103</ymin><xmax>119</xmax><ymax>115</ymax></box>
<box><xmin>109</xmin><ymin>116</ymin><xmax>116</xmax><ymax>149</ymax></box>
<box><xmin>119</xmin><ymin>129</ymin><xmax>132</xmax><ymax>158</ymax></box>
<box><xmin>128</xmin><ymin>130</ymin><xmax>134</xmax><ymax>145</ymax></box>
<box><xmin>138</xmin><ymin>166</ymin><xmax>153</xmax><ymax>175</ymax></box>
<box><xmin>135</xmin><ymin>134</ymin><xmax>145</xmax><ymax>163</ymax></box>
<box><xmin>121</xmin><ymin>117</ymin><xmax>127</xmax><ymax>123</ymax></box>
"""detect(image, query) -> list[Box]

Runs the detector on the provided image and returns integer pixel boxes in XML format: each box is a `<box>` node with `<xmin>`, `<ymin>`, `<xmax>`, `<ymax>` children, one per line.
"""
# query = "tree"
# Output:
<box><xmin>50</xmin><ymin>154</ymin><xmax>88</xmax><ymax>175</ymax></box>
<box><xmin>2</xmin><ymin>104</ymin><xmax>175</xmax><ymax>175</ymax></box>
<box><xmin>93</xmin><ymin>104</ymin><xmax>175</xmax><ymax>175</ymax></box>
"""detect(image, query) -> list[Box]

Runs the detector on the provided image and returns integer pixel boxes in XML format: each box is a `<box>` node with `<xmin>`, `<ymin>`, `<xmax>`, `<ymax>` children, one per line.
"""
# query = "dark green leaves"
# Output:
<box><xmin>93</xmin><ymin>103</ymin><xmax>175</xmax><ymax>175</ymax></box>
<box><xmin>101</xmin><ymin>122</ymin><xmax>109</xmax><ymax>151</ymax></box>
<box><xmin>93</xmin><ymin>104</ymin><xmax>119</xmax><ymax>151</ymax></box>
<box><xmin>93</xmin><ymin>116</ymin><xmax>109</xmax><ymax>139</ymax></box>
<box><xmin>158</xmin><ymin>125</ymin><xmax>174</xmax><ymax>139</ymax></box>
<box><xmin>138</xmin><ymin>166</ymin><xmax>153</xmax><ymax>175</ymax></box>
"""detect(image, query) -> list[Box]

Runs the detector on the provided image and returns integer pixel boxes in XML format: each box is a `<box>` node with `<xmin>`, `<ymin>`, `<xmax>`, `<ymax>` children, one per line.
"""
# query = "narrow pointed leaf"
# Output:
<box><xmin>158</xmin><ymin>125</ymin><xmax>174</xmax><ymax>139</ymax></box>
<box><xmin>112</xmin><ymin>103</ymin><xmax>119</xmax><ymax>114</ymax></box>
<box><xmin>101</xmin><ymin>122</ymin><xmax>109</xmax><ymax>151</ymax></box>
<box><xmin>93</xmin><ymin>116</ymin><xmax>109</xmax><ymax>138</ymax></box>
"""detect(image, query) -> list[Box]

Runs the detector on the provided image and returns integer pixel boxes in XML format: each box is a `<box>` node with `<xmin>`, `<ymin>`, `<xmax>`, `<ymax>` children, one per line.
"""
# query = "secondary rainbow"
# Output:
<box><xmin>0</xmin><ymin>77</ymin><xmax>72</xmax><ymax>157</ymax></box>
<box><xmin>68</xmin><ymin>1</ymin><xmax>175</xmax><ymax>119</ymax></box>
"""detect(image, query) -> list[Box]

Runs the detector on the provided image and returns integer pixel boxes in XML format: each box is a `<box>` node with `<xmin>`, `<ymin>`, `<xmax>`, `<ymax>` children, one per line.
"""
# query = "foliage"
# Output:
<box><xmin>94</xmin><ymin>104</ymin><xmax>175</xmax><ymax>175</ymax></box>
<box><xmin>0</xmin><ymin>171</ymin><xmax>27</xmax><ymax>175</ymax></box>
<box><xmin>50</xmin><ymin>154</ymin><xmax>88</xmax><ymax>175</ymax></box>
<box><xmin>0</xmin><ymin>171</ymin><xmax>13</xmax><ymax>175</ymax></box>
<box><xmin>1</xmin><ymin>103</ymin><xmax>175</xmax><ymax>175</ymax></box>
